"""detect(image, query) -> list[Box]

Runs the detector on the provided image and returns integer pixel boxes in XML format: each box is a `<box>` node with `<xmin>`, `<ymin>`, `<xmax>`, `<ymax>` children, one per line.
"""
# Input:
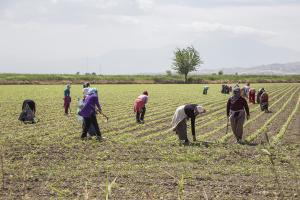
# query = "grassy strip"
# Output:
<box><xmin>218</xmin><ymin>86</ymin><xmax>297</xmax><ymax>143</ymax></box>
<box><xmin>1</xmin><ymin>73</ymin><xmax>300</xmax><ymax>84</ymax></box>
<box><xmin>271</xmin><ymin>94</ymin><xmax>300</xmax><ymax>146</ymax></box>
<box><xmin>245</xmin><ymin>87</ymin><xmax>299</xmax><ymax>142</ymax></box>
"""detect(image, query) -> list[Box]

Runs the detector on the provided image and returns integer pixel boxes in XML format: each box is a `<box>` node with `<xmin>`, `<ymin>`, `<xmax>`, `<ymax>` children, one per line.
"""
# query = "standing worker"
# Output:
<box><xmin>63</xmin><ymin>84</ymin><xmax>71</xmax><ymax>115</ymax></box>
<box><xmin>203</xmin><ymin>86</ymin><xmax>209</xmax><ymax>95</ymax></box>
<box><xmin>227</xmin><ymin>87</ymin><xmax>250</xmax><ymax>144</ymax></box>
<box><xmin>79</xmin><ymin>88</ymin><xmax>106</xmax><ymax>141</ymax></box>
<box><xmin>260</xmin><ymin>89</ymin><xmax>270</xmax><ymax>113</ymax></box>
<box><xmin>248</xmin><ymin>88</ymin><xmax>256</xmax><ymax>104</ymax></box>
<box><xmin>133</xmin><ymin>91</ymin><xmax>149</xmax><ymax>124</ymax></box>
<box><xmin>171</xmin><ymin>104</ymin><xmax>206</xmax><ymax>145</ymax></box>
<box><xmin>256</xmin><ymin>88</ymin><xmax>264</xmax><ymax>104</ymax></box>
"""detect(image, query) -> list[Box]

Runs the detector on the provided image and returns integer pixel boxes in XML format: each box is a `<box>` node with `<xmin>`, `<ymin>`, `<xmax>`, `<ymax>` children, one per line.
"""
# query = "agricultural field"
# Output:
<box><xmin>0</xmin><ymin>83</ymin><xmax>299</xmax><ymax>199</ymax></box>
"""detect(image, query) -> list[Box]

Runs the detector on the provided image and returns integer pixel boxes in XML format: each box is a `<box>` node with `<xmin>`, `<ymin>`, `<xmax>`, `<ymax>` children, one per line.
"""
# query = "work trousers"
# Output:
<box><xmin>175</xmin><ymin>119</ymin><xmax>188</xmax><ymax>141</ymax></box>
<box><xmin>136</xmin><ymin>106</ymin><xmax>146</xmax><ymax>122</ymax></box>
<box><xmin>230</xmin><ymin>110</ymin><xmax>245</xmax><ymax>141</ymax></box>
<box><xmin>81</xmin><ymin>115</ymin><xmax>101</xmax><ymax>138</ymax></box>
<box><xmin>260</xmin><ymin>102</ymin><xmax>269</xmax><ymax>112</ymax></box>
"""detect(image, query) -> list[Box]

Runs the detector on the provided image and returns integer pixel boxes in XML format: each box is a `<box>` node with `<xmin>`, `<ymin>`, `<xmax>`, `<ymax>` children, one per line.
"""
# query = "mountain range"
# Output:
<box><xmin>200</xmin><ymin>62</ymin><xmax>300</xmax><ymax>75</ymax></box>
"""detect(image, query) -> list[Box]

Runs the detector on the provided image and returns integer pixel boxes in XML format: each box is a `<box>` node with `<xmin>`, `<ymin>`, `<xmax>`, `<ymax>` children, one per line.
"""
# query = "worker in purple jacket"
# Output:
<box><xmin>79</xmin><ymin>88</ymin><xmax>103</xmax><ymax>141</ymax></box>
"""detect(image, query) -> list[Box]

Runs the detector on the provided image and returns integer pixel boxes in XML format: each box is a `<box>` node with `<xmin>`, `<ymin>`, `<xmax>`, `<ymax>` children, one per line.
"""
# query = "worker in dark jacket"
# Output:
<box><xmin>227</xmin><ymin>87</ymin><xmax>250</xmax><ymax>144</ymax></box>
<box><xmin>171</xmin><ymin>104</ymin><xmax>206</xmax><ymax>144</ymax></box>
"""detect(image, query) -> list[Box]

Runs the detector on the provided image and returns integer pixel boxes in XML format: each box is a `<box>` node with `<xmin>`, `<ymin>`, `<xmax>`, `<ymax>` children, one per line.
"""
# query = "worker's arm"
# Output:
<box><xmin>191</xmin><ymin>115</ymin><xmax>196</xmax><ymax>138</ymax></box>
<box><xmin>95</xmin><ymin>96</ymin><xmax>102</xmax><ymax>113</ymax></box>
<box><xmin>243</xmin><ymin>98</ymin><xmax>250</xmax><ymax>119</ymax></box>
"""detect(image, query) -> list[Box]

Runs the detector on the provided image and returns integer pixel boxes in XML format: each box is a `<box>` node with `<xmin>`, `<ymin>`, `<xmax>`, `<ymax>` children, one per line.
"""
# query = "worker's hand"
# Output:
<box><xmin>202</xmin><ymin>109</ymin><xmax>206</xmax><ymax>113</ymax></box>
<box><xmin>246</xmin><ymin>115</ymin><xmax>250</xmax><ymax>120</ymax></box>
<box><xmin>193</xmin><ymin>135</ymin><xmax>197</xmax><ymax>142</ymax></box>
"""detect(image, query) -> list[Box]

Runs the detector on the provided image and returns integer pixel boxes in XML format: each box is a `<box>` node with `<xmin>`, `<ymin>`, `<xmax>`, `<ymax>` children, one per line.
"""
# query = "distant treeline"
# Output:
<box><xmin>0</xmin><ymin>73</ymin><xmax>299</xmax><ymax>84</ymax></box>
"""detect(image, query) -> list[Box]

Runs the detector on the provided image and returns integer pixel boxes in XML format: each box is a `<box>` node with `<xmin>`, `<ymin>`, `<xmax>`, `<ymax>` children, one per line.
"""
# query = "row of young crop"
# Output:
<box><xmin>159</xmin><ymin>85</ymin><xmax>296</xmax><ymax>143</ymax></box>
<box><xmin>271</xmin><ymin>93</ymin><xmax>300</xmax><ymax>145</ymax></box>
<box><xmin>103</xmin><ymin>92</ymin><xmax>229</xmax><ymax>133</ymax></box>
<box><xmin>106</xmin><ymin>94</ymin><xmax>231</xmax><ymax>142</ymax></box>
<box><xmin>244</xmin><ymin>87</ymin><xmax>299</xmax><ymax>143</ymax></box>
<box><xmin>133</xmin><ymin>85</ymin><xmax>290</xmax><ymax>144</ymax></box>
<box><xmin>218</xmin><ymin>85</ymin><xmax>298</xmax><ymax>143</ymax></box>
<box><xmin>102</xmin><ymin>84</ymin><xmax>286</xmax><ymax>126</ymax></box>
<box><xmin>116</xmin><ymin>85</ymin><xmax>287</xmax><ymax>143</ymax></box>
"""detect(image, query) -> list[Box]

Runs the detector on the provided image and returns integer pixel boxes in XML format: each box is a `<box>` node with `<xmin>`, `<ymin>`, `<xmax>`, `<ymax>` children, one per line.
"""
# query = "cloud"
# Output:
<box><xmin>164</xmin><ymin>0</ymin><xmax>300</xmax><ymax>7</ymax></box>
<box><xmin>179</xmin><ymin>21</ymin><xmax>277</xmax><ymax>38</ymax></box>
<box><xmin>96</xmin><ymin>14</ymin><xmax>141</xmax><ymax>25</ymax></box>
<box><xmin>135</xmin><ymin>0</ymin><xmax>155</xmax><ymax>10</ymax></box>
<box><xmin>0</xmin><ymin>0</ymin><xmax>299</xmax><ymax>74</ymax></box>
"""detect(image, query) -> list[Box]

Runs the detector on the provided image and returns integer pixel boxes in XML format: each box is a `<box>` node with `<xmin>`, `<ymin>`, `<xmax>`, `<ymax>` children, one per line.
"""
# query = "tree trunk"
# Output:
<box><xmin>184</xmin><ymin>73</ymin><xmax>188</xmax><ymax>83</ymax></box>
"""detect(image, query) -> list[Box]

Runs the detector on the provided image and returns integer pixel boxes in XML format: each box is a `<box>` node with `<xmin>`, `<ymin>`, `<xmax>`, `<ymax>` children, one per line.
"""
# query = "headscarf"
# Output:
<box><xmin>87</xmin><ymin>88</ymin><xmax>98</xmax><ymax>95</ymax></box>
<box><xmin>195</xmin><ymin>105</ymin><xmax>205</xmax><ymax>114</ymax></box>
<box><xmin>143</xmin><ymin>91</ymin><xmax>148</xmax><ymax>96</ymax></box>
<box><xmin>231</xmin><ymin>87</ymin><xmax>241</xmax><ymax>104</ymax></box>
<box><xmin>83</xmin><ymin>82</ymin><xmax>90</xmax><ymax>88</ymax></box>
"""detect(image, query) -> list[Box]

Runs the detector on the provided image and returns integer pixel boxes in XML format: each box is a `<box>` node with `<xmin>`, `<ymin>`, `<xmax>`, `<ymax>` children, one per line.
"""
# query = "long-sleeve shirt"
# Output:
<box><xmin>227</xmin><ymin>97</ymin><xmax>250</xmax><ymax>116</ymax></box>
<box><xmin>64</xmin><ymin>89</ymin><xmax>70</xmax><ymax>97</ymax></box>
<box><xmin>184</xmin><ymin>104</ymin><xmax>198</xmax><ymax>136</ymax></box>
<box><xmin>137</xmin><ymin>94</ymin><xmax>148</xmax><ymax>104</ymax></box>
<box><xmin>79</xmin><ymin>94</ymin><xmax>101</xmax><ymax>118</ymax></box>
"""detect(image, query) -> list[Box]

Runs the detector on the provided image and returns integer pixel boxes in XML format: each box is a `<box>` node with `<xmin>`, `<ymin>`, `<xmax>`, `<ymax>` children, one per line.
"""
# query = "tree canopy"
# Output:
<box><xmin>172</xmin><ymin>46</ymin><xmax>203</xmax><ymax>83</ymax></box>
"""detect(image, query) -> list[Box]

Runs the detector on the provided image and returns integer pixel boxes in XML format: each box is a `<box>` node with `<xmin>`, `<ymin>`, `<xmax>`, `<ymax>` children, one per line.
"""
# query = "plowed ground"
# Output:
<box><xmin>0</xmin><ymin>83</ymin><xmax>299</xmax><ymax>199</ymax></box>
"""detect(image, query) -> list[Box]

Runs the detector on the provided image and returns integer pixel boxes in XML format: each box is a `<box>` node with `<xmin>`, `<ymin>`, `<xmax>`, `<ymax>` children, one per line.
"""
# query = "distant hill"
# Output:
<box><xmin>201</xmin><ymin>62</ymin><xmax>300</xmax><ymax>75</ymax></box>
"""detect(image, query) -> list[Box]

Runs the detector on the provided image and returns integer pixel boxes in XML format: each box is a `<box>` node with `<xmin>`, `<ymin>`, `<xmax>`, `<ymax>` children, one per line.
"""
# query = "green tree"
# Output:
<box><xmin>166</xmin><ymin>70</ymin><xmax>172</xmax><ymax>76</ymax></box>
<box><xmin>218</xmin><ymin>70</ymin><xmax>223</xmax><ymax>75</ymax></box>
<box><xmin>172</xmin><ymin>46</ymin><xmax>203</xmax><ymax>83</ymax></box>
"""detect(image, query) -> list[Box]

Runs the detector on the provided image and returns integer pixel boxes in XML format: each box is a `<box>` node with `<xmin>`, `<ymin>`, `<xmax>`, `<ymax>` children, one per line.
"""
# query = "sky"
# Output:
<box><xmin>0</xmin><ymin>0</ymin><xmax>300</xmax><ymax>74</ymax></box>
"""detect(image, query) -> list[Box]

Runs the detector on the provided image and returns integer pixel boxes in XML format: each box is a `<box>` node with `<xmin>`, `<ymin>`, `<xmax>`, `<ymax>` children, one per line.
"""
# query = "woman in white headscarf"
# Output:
<box><xmin>171</xmin><ymin>104</ymin><xmax>206</xmax><ymax>144</ymax></box>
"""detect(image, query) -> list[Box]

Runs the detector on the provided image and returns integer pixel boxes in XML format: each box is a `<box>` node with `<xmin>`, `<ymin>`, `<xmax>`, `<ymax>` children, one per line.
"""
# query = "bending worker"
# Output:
<box><xmin>227</xmin><ymin>87</ymin><xmax>250</xmax><ymax>144</ymax></box>
<box><xmin>133</xmin><ymin>91</ymin><xmax>149</xmax><ymax>123</ymax></box>
<box><xmin>171</xmin><ymin>104</ymin><xmax>206</xmax><ymax>145</ymax></box>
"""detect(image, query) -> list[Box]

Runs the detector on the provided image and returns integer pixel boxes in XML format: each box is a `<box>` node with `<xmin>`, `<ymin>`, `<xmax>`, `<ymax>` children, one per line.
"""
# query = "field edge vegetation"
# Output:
<box><xmin>0</xmin><ymin>73</ymin><xmax>300</xmax><ymax>84</ymax></box>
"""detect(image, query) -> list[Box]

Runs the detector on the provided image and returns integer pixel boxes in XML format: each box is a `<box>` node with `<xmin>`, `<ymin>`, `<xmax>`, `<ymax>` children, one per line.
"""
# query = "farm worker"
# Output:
<box><xmin>82</xmin><ymin>82</ymin><xmax>90</xmax><ymax>100</ymax></box>
<box><xmin>221</xmin><ymin>85</ymin><xmax>225</xmax><ymax>93</ymax></box>
<box><xmin>227</xmin><ymin>87</ymin><xmax>250</xmax><ymax>144</ymax></box>
<box><xmin>257</xmin><ymin>88</ymin><xmax>265</xmax><ymax>104</ymax></box>
<box><xmin>260</xmin><ymin>90</ymin><xmax>270</xmax><ymax>113</ymax></box>
<box><xmin>171</xmin><ymin>104</ymin><xmax>206</xmax><ymax>145</ymax></box>
<box><xmin>134</xmin><ymin>91</ymin><xmax>149</xmax><ymax>123</ymax></box>
<box><xmin>79</xmin><ymin>88</ymin><xmax>103</xmax><ymax>141</ymax></box>
<box><xmin>203</xmin><ymin>86</ymin><xmax>209</xmax><ymax>95</ymax></box>
<box><xmin>248</xmin><ymin>88</ymin><xmax>256</xmax><ymax>104</ymax></box>
<box><xmin>244</xmin><ymin>83</ymin><xmax>250</xmax><ymax>96</ymax></box>
<box><xmin>19</xmin><ymin>99</ymin><xmax>37</xmax><ymax>123</ymax></box>
<box><xmin>63</xmin><ymin>84</ymin><xmax>71</xmax><ymax>115</ymax></box>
